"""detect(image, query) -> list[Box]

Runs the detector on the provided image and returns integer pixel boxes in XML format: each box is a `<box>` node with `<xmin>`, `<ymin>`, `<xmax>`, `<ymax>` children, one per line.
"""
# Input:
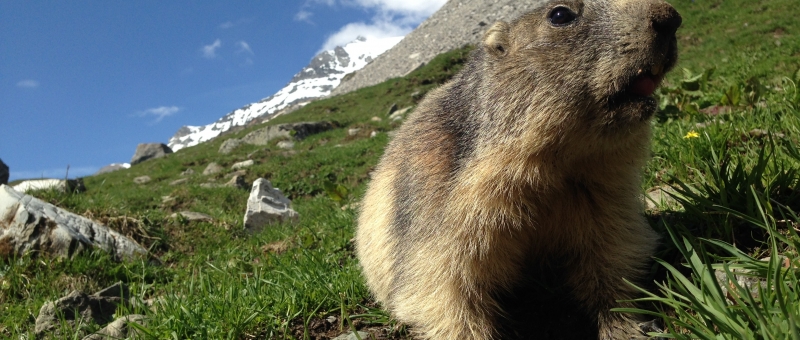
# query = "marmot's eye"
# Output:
<box><xmin>548</xmin><ymin>6</ymin><xmax>577</xmax><ymax>26</ymax></box>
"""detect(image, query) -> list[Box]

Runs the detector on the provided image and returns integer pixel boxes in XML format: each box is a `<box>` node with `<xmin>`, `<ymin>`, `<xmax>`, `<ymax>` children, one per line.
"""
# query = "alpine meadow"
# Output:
<box><xmin>2</xmin><ymin>0</ymin><xmax>800</xmax><ymax>338</ymax></box>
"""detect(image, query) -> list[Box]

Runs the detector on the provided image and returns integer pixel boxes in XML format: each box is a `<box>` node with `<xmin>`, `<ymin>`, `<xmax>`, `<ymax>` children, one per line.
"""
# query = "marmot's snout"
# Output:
<box><xmin>650</xmin><ymin>2</ymin><xmax>682</xmax><ymax>37</ymax></box>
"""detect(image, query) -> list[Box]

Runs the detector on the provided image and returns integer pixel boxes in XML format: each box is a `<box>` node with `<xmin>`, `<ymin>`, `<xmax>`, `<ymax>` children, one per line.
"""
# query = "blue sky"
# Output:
<box><xmin>0</xmin><ymin>0</ymin><xmax>444</xmax><ymax>181</ymax></box>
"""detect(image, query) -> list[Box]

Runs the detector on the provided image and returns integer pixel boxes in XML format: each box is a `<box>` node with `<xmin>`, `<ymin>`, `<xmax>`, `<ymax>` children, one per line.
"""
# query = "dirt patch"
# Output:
<box><xmin>261</xmin><ymin>241</ymin><xmax>288</xmax><ymax>255</ymax></box>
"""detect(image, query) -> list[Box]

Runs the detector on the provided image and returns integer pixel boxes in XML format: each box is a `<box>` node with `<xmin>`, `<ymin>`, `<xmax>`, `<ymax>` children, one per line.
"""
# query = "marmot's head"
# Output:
<box><xmin>481</xmin><ymin>0</ymin><xmax>680</xmax><ymax>138</ymax></box>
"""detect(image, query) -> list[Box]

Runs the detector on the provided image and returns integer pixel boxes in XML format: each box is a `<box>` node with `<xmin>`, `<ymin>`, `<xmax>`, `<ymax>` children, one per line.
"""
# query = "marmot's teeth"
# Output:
<box><xmin>652</xmin><ymin>64</ymin><xmax>663</xmax><ymax>76</ymax></box>
<box><xmin>636</xmin><ymin>68</ymin><xmax>644</xmax><ymax>75</ymax></box>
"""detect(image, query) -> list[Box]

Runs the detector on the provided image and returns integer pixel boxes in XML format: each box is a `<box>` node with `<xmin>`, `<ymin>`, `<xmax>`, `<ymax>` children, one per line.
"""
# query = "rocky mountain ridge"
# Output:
<box><xmin>167</xmin><ymin>36</ymin><xmax>403</xmax><ymax>151</ymax></box>
<box><xmin>330</xmin><ymin>0</ymin><xmax>547</xmax><ymax>96</ymax></box>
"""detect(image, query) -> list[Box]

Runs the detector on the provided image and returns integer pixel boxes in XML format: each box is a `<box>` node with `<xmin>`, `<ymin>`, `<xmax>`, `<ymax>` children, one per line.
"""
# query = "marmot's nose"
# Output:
<box><xmin>650</xmin><ymin>3</ymin><xmax>682</xmax><ymax>36</ymax></box>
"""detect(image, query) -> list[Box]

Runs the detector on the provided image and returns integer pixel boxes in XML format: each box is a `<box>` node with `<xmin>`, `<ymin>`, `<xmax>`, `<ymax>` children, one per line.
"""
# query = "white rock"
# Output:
<box><xmin>243</xmin><ymin>179</ymin><xmax>298</xmax><ymax>230</ymax></box>
<box><xmin>277</xmin><ymin>140</ymin><xmax>295</xmax><ymax>149</ymax></box>
<box><xmin>389</xmin><ymin>106</ymin><xmax>413</xmax><ymax>121</ymax></box>
<box><xmin>133</xmin><ymin>176</ymin><xmax>151</xmax><ymax>184</ymax></box>
<box><xmin>232</xmin><ymin>160</ymin><xmax>255</xmax><ymax>170</ymax></box>
<box><xmin>348</xmin><ymin>128</ymin><xmax>361</xmax><ymax>136</ymax></box>
<box><xmin>332</xmin><ymin>331</ymin><xmax>369</xmax><ymax>340</ymax></box>
<box><xmin>12</xmin><ymin>179</ymin><xmax>84</xmax><ymax>193</ymax></box>
<box><xmin>0</xmin><ymin>185</ymin><xmax>146</xmax><ymax>259</ymax></box>
<box><xmin>169</xmin><ymin>211</ymin><xmax>213</xmax><ymax>222</ymax></box>
<box><xmin>370</xmin><ymin>131</ymin><xmax>378</xmax><ymax>138</ymax></box>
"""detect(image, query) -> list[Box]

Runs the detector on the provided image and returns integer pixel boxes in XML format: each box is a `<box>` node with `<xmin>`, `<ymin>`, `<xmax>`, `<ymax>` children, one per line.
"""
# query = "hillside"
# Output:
<box><xmin>2</xmin><ymin>0</ymin><xmax>800</xmax><ymax>338</ymax></box>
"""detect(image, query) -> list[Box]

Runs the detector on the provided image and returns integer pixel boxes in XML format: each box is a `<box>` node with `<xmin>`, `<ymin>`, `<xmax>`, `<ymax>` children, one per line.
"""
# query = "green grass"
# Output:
<box><xmin>2</xmin><ymin>0</ymin><xmax>799</xmax><ymax>338</ymax></box>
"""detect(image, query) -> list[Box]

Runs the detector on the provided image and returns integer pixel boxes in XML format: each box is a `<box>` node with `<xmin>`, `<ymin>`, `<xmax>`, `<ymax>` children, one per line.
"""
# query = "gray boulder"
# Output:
<box><xmin>130</xmin><ymin>143</ymin><xmax>173</xmax><ymax>165</ymax></box>
<box><xmin>35</xmin><ymin>282</ymin><xmax>130</xmax><ymax>338</ymax></box>
<box><xmin>244</xmin><ymin>178</ymin><xmax>298</xmax><ymax>230</ymax></box>
<box><xmin>0</xmin><ymin>158</ymin><xmax>8</xmax><ymax>185</ymax></box>
<box><xmin>0</xmin><ymin>185</ymin><xmax>146</xmax><ymax>259</ymax></box>
<box><xmin>203</xmin><ymin>162</ymin><xmax>223</xmax><ymax>175</ymax></box>
<box><xmin>219</xmin><ymin>138</ymin><xmax>243</xmax><ymax>154</ymax></box>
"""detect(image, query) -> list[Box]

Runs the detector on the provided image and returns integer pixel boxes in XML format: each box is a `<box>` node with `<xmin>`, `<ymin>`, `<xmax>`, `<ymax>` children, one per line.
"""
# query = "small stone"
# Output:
<box><xmin>83</xmin><ymin>314</ymin><xmax>146</xmax><ymax>340</ymax></box>
<box><xmin>170</xmin><ymin>211</ymin><xmax>213</xmax><ymax>222</ymax></box>
<box><xmin>232</xmin><ymin>159</ymin><xmax>255</xmax><ymax>170</ymax></box>
<box><xmin>389</xmin><ymin>107</ymin><xmax>413</xmax><ymax>121</ymax></box>
<box><xmin>169</xmin><ymin>178</ymin><xmax>189</xmax><ymax>186</ymax></box>
<box><xmin>161</xmin><ymin>196</ymin><xmax>174</xmax><ymax>203</ymax></box>
<box><xmin>370</xmin><ymin>131</ymin><xmax>378</xmax><ymax>138</ymax></box>
<box><xmin>203</xmin><ymin>162</ymin><xmax>223</xmax><ymax>175</ymax></box>
<box><xmin>181</xmin><ymin>168</ymin><xmax>195</xmax><ymax>176</ymax></box>
<box><xmin>348</xmin><ymin>128</ymin><xmax>361</xmax><ymax>136</ymax></box>
<box><xmin>226</xmin><ymin>170</ymin><xmax>248</xmax><ymax>178</ymax></box>
<box><xmin>133</xmin><ymin>176</ymin><xmax>151</xmax><ymax>184</ymax></box>
<box><xmin>386</xmin><ymin>103</ymin><xmax>398</xmax><ymax>116</ymax></box>
<box><xmin>332</xmin><ymin>331</ymin><xmax>370</xmax><ymax>340</ymax></box>
<box><xmin>645</xmin><ymin>186</ymin><xmax>681</xmax><ymax>211</ymax></box>
<box><xmin>371</xmin><ymin>116</ymin><xmax>382</xmax><ymax>122</ymax></box>
<box><xmin>748</xmin><ymin>128</ymin><xmax>785</xmax><ymax>139</ymax></box>
<box><xmin>225</xmin><ymin>175</ymin><xmax>248</xmax><ymax>189</ymax></box>
<box><xmin>277</xmin><ymin>140</ymin><xmax>295</xmax><ymax>149</ymax></box>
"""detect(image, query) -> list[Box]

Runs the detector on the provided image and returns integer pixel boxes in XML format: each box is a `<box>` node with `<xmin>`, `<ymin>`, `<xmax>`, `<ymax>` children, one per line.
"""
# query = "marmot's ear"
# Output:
<box><xmin>483</xmin><ymin>21</ymin><xmax>510</xmax><ymax>58</ymax></box>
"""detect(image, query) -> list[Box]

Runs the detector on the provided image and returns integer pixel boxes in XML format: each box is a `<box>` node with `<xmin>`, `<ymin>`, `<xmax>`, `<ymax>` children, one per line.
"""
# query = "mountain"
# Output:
<box><xmin>168</xmin><ymin>36</ymin><xmax>404</xmax><ymax>151</ymax></box>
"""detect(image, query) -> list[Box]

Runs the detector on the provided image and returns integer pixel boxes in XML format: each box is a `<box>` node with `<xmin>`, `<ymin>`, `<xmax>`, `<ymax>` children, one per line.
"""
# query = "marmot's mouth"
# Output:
<box><xmin>629</xmin><ymin>68</ymin><xmax>665</xmax><ymax>97</ymax></box>
<box><xmin>608</xmin><ymin>65</ymin><xmax>666</xmax><ymax>110</ymax></box>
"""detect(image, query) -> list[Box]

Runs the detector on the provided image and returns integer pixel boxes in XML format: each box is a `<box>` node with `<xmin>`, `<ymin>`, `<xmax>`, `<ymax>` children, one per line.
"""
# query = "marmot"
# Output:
<box><xmin>356</xmin><ymin>0</ymin><xmax>681</xmax><ymax>338</ymax></box>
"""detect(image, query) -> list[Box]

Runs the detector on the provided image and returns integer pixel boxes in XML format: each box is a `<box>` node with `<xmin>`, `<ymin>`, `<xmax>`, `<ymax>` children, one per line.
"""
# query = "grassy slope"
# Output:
<box><xmin>1</xmin><ymin>0</ymin><xmax>799</xmax><ymax>338</ymax></box>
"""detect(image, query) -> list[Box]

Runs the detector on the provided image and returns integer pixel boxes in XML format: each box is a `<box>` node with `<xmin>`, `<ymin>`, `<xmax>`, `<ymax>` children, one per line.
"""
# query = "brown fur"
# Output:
<box><xmin>356</xmin><ymin>0</ymin><xmax>681</xmax><ymax>338</ymax></box>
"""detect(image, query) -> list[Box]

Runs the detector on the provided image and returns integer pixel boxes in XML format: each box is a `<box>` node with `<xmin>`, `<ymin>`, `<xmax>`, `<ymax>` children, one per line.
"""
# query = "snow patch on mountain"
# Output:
<box><xmin>168</xmin><ymin>36</ymin><xmax>404</xmax><ymax>151</ymax></box>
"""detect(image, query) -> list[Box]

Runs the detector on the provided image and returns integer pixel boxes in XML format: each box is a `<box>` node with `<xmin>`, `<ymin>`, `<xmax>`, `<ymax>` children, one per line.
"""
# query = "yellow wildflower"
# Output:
<box><xmin>683</xmin><ymin>130</ymin><xmax>700</xmax><ymax>139</ymax></box>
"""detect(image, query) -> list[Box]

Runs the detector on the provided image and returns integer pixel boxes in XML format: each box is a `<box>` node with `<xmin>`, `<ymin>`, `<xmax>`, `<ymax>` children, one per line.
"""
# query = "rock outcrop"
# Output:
<box><xmin>243</xmin><ymin>178</ymin><xmax>298</xmax><ymax>230</ymax></box>
<box><xmin>0</xmin><ymin>158</ymin><xmax>8</xmax><ymax>185</ymax></box>
<box><xmin>130</xmin><ymin>143</ymin><xmax>173</xmax><ymax>165</ymax></box>
<box><xmin>330</xmin><ymin>0</ymin><xmax>547</xmax><ymax>96</ymax></box>
<box><xmin>220</xmin><ymin>121</ymin><xmax>334</xmax><ymax>154</ymax></box>
<box><xmin>0</xmin><ymin>185</ymin><xmax>146</xmax><ymax>260</ymax></box>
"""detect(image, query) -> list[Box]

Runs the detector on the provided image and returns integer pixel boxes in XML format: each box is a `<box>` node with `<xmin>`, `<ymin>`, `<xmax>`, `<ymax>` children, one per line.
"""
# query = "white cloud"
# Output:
<box><xmin>348</xmin><ymin>0</ymin><xmax>445</xmax><ymax>19</ymax></box>
<box><xmin>320</xmin><ymin>20</ymin><xmax>409</xmax><ymax>51</ymax></box>
<box><xmin>219</xmin><ymin>18</ymin><xmax>252</xmax><ymax>29</ymax></box>
<box><xmin>202</xmin><ymin>39</ymin><xmax>222</xmax><ymax>59</ymax></box>
<box><xmin>17</xmin><ymin>79</ymin><xmax>40</xmax><ymax>88</ymax></box>
<box><xmin>308</xmin><ymin>0</ymin><xmax>446</xmax><ymax>51</ymax></box>
<box><xmin>237</xmin><ymin>41</ymin><xmax>253</xmax><ymax>54</ymax></box>
<box><xmin>295</xmin><ymin>10</ymin><xmax>313</xmax><ymax>23</ymax></box>
<box><xmin>138</xmin><ymin>106</ymin><xmax>181</xmax><ymax>123</ymax></box>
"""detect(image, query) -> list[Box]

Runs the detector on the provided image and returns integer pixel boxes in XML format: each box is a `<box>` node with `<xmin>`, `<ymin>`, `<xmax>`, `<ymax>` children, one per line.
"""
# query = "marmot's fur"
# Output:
<box><xmin>356</xmin><ymin>0</ymin><xmax>681</xmax><ymax>338</ymax></box>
